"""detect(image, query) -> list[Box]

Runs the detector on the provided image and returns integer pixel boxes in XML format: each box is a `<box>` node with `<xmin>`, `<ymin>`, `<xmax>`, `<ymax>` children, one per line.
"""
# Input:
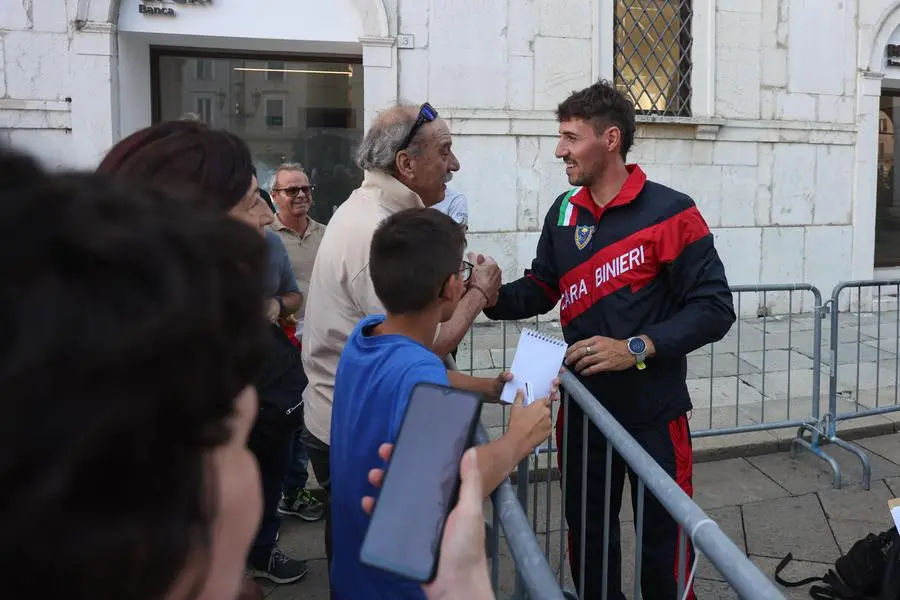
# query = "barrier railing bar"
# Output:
<box><xmin>561</xmin><ymin>370</ymin><xmax>788</xmax><ymax>600</ymax></box>
<box><xmin>474</xmin><ymin>424</ymin><xmax>566</xmax><ymax>600</ymax></box>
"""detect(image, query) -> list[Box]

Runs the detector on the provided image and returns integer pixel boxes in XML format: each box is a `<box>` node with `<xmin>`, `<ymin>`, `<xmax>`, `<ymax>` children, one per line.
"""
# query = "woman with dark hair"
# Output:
<box><xmin>98</xmin><ymin>121</ymin><xmax>311</xmax><ymax>586</ymax></box>
<box><xmin>0</xmin><ymin>150</ymin><xmax>268</xmax><ymax>600</ymax></box>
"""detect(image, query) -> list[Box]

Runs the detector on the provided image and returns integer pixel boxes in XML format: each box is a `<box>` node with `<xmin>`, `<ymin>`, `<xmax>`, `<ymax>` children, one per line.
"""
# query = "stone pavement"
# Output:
<box><xmin>255</xmin><ymin>431</ymin><xmax>900</xmax><ymax>599</ymax></box>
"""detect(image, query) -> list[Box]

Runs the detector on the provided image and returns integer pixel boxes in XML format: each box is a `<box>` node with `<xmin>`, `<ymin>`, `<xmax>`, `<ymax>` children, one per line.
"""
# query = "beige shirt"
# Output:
<box><xmin>301</xmin><ymin>170</ymin><xmax>425</xmax><ymax>445</ymax></box>
<box><xmin>269</xmin><ymin>215</ymin><xmax>325</xmax><ymax>316</ymax></box>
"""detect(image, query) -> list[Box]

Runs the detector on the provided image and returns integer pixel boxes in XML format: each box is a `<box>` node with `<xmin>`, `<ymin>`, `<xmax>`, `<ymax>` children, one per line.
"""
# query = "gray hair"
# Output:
<box><xmin>268</xmin><ymin>162</ymin><xmax>306</xmax><ymax>192</ymax></box>
<box><xmin>354</xmin><ymin>104</ymin><xmax>426</xmax><ymax>172</ymax></box>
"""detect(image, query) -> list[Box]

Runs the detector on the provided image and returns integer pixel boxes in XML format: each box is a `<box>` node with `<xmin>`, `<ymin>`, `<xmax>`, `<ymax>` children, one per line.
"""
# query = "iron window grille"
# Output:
<box><xmin>614</xmin><ymin>0</ymin><xmax>693</xmax><ymax>117</ymax></box>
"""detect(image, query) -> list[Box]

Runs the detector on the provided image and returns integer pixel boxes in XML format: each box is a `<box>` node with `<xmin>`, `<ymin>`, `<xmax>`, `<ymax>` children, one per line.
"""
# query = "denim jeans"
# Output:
<box><xmin>282</xmin><ymin>427</ymin><xmax>310</xmax><ymax>495</ymax></box>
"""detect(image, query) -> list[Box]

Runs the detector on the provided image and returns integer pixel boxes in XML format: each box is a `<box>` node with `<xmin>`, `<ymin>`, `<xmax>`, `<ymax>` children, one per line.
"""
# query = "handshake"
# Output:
<box><xmin>466</xmin><ymin>251</ymin><xmax>502</xmax><ymax>308</ymax></box>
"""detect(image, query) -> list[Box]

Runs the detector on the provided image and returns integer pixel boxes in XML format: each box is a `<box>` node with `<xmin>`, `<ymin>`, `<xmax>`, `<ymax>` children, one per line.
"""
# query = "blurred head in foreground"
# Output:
<box><xmin>0</xmin><ymin>150</ymin><xmax>268</xmax><ymax>600</ymax></box>
<box><xmin>98</xmin><ymin>120</ymin><xmax>274</xmax><ymax>234</ymax></box>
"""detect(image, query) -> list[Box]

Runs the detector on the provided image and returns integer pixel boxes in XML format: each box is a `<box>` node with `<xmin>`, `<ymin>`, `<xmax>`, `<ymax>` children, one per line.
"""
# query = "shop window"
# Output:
<box><xmin>876</xmin><ymin>91</ymin><xmax>900</xmax><ymax>267</ymax></box>
<box><xmin>614</xmin><ymin>0</ymin><xmax>693</xmax><ymax>117</ymax></box>
<box><xmin>265</xmin><ymin>98</ymin><xmax>285</xmax><ymax>129</ymax></box>
<box><xmin>154</xmin><ymin>53</ymin><xmax>364</xmax><ymax>224</ymax></box>
<box><xmin>267</xmin><ymin>61</ymin><xmax>285</xmax><ymax>82</ymax></box>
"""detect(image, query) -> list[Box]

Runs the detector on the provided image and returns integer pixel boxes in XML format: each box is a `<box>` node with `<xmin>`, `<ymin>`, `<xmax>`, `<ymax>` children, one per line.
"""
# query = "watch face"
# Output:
<box><xmin>628</xmin><ymin>337</ymin><xmax>646</xmax><ymax>355</ymax></box>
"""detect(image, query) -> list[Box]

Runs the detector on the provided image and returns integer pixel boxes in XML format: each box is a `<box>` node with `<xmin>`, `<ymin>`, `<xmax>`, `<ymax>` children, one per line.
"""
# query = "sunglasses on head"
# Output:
<box><xmin>273</xmin><ymin>185</ymin><xmax>316</xmax><ymax>198</ymax></box>
<box><xmin>397</xmin><ymin>102</ymin><xmax>438</xmax><ymax>153</ymax></box>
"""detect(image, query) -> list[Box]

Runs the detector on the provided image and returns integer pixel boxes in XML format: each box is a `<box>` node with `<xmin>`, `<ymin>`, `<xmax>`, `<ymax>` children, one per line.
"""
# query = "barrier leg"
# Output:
<box><xmin>828</xmin><ymin>435</ymin><xmax>872</xmax><ymax>491</ymax></box>
<box><xmin>791</xmin><ymin>423</ymin><xmax>842</xmax><ymax>489</ymax></box>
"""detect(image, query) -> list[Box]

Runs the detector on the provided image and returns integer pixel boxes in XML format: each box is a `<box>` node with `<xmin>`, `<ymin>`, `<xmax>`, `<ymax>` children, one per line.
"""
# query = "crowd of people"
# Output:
<box><xmin>1</xmin><ymin>79</ymin><xmax>735</xmax><ymax>600</ymax></box>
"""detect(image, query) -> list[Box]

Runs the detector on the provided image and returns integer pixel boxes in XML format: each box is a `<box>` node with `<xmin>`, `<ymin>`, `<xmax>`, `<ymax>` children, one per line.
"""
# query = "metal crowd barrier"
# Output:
<box><xmin>822</xmin><ymin>278</ymin><xmax>900</xmax><ymax>490</ymax></box>
<box><xmin>445</xmin><ymin>354</ymin><xmax>568</xmax><ymax>600</ymax></box>
<box><xmin>553</xmin><ymin>371</ymin><xmax>787</xmax><ymax>599</ymax></box>
<box><xmin>462</xmin><ymin>285</ymin><xmax>840</xmax><ymax>485</ymax></box>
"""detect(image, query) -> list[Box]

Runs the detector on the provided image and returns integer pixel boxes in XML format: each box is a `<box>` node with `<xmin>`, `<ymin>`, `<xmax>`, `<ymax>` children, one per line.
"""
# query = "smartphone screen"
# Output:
<box><xmin>360</xmin><ymin>382</ymin><xmax>483</xmax><ymax>583</ymax></box>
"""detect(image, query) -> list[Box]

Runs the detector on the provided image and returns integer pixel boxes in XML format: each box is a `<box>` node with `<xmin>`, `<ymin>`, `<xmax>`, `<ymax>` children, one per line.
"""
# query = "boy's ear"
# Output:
<box><xmin>438</xmin><ymin>274</ymin><xmax>462</xmax><ymax>302</ymax></box>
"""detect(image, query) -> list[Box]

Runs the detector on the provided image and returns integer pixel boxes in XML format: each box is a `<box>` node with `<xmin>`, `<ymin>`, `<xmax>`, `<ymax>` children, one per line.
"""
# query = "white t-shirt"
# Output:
<box><xmin>431</xmin><ymin>187</ymin><xmax>469</xmax><ymax>228</ymax></box>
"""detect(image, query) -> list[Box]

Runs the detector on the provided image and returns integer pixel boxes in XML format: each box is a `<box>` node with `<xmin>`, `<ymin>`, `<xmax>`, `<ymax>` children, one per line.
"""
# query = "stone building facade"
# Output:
<box><xmin>4</xmin><ymin>0</ymin><xmax>900</xmax><ymax>315</ymax></box>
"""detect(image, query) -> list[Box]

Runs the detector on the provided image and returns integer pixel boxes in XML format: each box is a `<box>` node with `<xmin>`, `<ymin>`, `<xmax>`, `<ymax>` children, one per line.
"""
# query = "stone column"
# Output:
<box><xmin>851</xmin><ymin>72</ymin><xmax>884</xmax><ymax>301</ymax></box>
<box><xmin>359</xmin><ymin>36</ymin><xmax>398</xmax><ymax>130</ymax></box>
<box><xmin>71</xmin><ymin>22</ymin><xmax>120</xmax><ymax>168</ymax></box>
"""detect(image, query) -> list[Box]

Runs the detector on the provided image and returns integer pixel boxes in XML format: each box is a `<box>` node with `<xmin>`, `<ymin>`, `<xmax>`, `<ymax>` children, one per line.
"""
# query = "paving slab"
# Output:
<box><xmin>692</xmin><ymin>458</ymin><xmax>790</xmax><ymax>510</ymax></box>
<box><xmin>742</xmin><ymin>493</ymin><xmax>840</xmax><ymax>564</ymax></box>
<box><xmin>693</xmin><ymin>577</ymin><xmax>740</xmax><ymax>598</ymax></box>
<box><xmin>818</xmin><ymin>480</ymin><xmax>895</xmax><ymax>523</ymax></box>
<box><xmin>747</xmin><ymin>441</ymin><xmax>900</xmax><ymax>493</ymax></box>
<box><xmin>856</xmin><ymin>432</ymin><xmax>900</xmax><ymax>465</ymax></box>
<box><xmin>751</xmin><ymin>556</ymin><xmax>832</xmax><ymax>600</ymax></box>
<box><xmin>696</xmin><ymin>505</ymin><xmax>746</xmax><ymax>583</ymax></box>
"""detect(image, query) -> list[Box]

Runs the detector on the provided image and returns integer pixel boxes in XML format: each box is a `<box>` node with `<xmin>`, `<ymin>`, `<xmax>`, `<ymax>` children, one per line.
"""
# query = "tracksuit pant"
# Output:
<box><xmin>557</xmin><ymin>400</ymin><xmax>696</xmax><ymax>600</ymax></box>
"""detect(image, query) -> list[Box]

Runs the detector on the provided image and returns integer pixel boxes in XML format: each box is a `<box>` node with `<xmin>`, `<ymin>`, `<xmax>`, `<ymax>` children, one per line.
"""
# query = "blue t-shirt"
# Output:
<box><xmin>330</xmin><ymin>315</ymin><xmax>449</xmax><ymax>600</ymax></box>
<box><xmin>265</xmin><ymin>229</ymin><xmax>299</xmax><ymax>297</ymax></box>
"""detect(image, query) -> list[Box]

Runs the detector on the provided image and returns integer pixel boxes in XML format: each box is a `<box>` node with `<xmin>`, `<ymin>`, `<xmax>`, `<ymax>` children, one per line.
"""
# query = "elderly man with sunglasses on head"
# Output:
<box><xmin>300</xmin><ymin>103</ymin><xmax>507</xmax><ymax>577</ymax></box>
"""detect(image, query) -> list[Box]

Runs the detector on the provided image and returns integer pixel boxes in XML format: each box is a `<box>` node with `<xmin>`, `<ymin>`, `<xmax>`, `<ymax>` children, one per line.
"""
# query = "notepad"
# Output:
<box><xmin>500</xmin><ymin>329</ymin><xmax>568</xmax><ymax>405</ymax></box>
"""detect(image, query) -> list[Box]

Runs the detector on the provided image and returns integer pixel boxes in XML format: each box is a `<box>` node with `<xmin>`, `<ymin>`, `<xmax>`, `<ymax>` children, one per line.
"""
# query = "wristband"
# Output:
<box><xmin>274</xmin><ymin>295</ymin><xmax>285</xmax><ymax>315</ymax></box>
<box><xmin>470</xmin><ymin>284</ymin><xmax>490</xmax><ymax>304</ymax></box>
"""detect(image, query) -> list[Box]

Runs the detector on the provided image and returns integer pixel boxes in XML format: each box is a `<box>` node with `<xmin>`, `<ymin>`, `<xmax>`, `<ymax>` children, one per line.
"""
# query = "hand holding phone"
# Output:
<box><xmin>362</xmin><ymin>445</ymin><xmax>495</xmax><ymax>600</ymax></box>
<box><xmin>360</xmin><ymin>383</ymin><xmax>483</xmax><ymax>583</ymax></box>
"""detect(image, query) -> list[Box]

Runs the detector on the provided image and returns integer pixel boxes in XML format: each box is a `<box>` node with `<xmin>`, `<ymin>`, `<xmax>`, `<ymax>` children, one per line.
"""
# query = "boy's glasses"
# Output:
<box><xmin>460</xmin><ymin>260</ymin><xmax>474</xmax><ymax>282</ymax></box>
<box><xmin>397</xmin><ymin>103</ymin><xmax>438</xmax><ymax>153</ymax></box>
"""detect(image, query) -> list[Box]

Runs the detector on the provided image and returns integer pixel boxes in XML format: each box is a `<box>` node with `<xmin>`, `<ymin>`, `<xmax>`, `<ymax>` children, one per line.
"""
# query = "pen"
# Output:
<box><xmin>524</xmin><ymin>381</ymin><xmax>535</xmax><ymax>406</ymax></box>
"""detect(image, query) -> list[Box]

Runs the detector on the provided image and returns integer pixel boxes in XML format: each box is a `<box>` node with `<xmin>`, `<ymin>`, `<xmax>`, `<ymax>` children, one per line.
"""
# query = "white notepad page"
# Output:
<box><xmin>500</xmin><ymin>329</ymin><xmax>568</xmax><ymax>405</ymax></box>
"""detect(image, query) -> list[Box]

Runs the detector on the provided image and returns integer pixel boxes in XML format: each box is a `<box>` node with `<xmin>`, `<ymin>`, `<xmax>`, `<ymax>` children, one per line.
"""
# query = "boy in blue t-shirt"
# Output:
<box><xmin>329</xmin><ymin>208</ymin><xmax>554</xmax><ymax>600</ymax></box>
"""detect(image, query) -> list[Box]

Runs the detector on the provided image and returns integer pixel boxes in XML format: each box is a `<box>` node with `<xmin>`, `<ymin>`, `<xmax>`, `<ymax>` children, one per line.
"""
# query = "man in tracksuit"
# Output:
<box><xmin>484</xmin><ymin>80</ymin><xmax>736</xmax><ymax>599</ymax></box>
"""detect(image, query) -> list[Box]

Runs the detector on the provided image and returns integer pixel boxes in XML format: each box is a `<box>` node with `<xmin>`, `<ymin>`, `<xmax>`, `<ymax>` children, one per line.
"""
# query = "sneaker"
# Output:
<box><xmin>278</xmin><ymin>488</ymin><xmax>324</xmax><ymax>521</ymax></box>
<box><xmin>247</xmin><ymin>547</ymin><xmax>309</xmax><ymax>585</ymax></box>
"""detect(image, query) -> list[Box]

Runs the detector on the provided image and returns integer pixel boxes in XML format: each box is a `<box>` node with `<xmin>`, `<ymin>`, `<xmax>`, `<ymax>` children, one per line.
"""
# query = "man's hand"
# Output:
<box><xmin>467</xmin><ymin>252</ymin><xmax>501</xmax><ymax>308</ymax></box>
<box><xmin>565</xmin><ymin>336</ymin><xmax>643</xmax><ymax>375</ymax></box>
<box><xmin>505</xmin><ymin>390</ymin><xmax>552</xmax><ymax>456</ymax></box>
<box><xmin>362</xmin><ymin>445</ymin><xmax>495</xmax><ymax>600</ymax></box>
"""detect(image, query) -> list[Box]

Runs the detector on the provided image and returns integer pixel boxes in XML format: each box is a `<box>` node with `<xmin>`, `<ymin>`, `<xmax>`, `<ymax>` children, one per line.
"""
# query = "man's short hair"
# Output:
<box><xmin>556</xmin><ymin>79</ymin><xmax>636</xmax><ymax>160</ymax></box>
<box><xmin>269</xmin><ymin>162</ymin><xmax>306</xmax><ymax>192</ymax></box>
<box><xmin>0</xmin><ymin>150</ymin><xmax>267</xmax><ymax>598</ymax></box>
<box><xmin>370</xmin><ymin>208</ymin><xmax>466</xmax><ymax>315</ymax></box>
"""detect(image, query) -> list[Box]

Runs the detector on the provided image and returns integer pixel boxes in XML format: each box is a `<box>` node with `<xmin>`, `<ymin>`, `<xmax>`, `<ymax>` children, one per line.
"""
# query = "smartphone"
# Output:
<box><xmin>360</xmin><ymin>382</ymin><xmax>483</xmax><ymax>583</ymax></box>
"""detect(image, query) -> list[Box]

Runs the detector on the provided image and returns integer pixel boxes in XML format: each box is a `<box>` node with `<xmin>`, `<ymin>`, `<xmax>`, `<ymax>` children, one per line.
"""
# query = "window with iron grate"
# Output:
<box><xmin>614</xmin><ymin>0</ymin><xmax>693</xmax><ymax>117</ymax></box>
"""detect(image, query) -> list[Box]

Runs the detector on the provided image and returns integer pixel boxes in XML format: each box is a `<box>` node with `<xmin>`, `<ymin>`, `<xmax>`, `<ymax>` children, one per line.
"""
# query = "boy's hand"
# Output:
<box><xmin>505</xmin><ymin>389</ymin><xmax>552</xmax><ymax>456</ymax></box>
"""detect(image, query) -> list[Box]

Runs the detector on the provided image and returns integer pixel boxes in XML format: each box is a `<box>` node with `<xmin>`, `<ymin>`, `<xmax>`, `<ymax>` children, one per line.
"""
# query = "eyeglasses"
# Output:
<box><xmin>459</xmin><ymin>260</ymin><xmax>474</xmax><ymax>283</ymax></box>
<box><xmin>273</xmin><ymin>185</ymin><xmax>316</xmax><ymax>198</ymax></box>
<box><xmin>397</xmin><ymin>102</ymin><xmax>438</xmax><ymax>153</ymax></box>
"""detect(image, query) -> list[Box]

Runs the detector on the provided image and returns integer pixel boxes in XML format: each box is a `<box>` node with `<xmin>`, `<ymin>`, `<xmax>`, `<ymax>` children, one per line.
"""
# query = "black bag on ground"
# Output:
<box><xmin>775</xmin><ymin>527</ymin><xmax>900</xmax><ymax>599</ymax></box>
<box><xmin>253</xmin><ymin>322</ymin><xmax>307</xmax><ymax>439</ymax></box>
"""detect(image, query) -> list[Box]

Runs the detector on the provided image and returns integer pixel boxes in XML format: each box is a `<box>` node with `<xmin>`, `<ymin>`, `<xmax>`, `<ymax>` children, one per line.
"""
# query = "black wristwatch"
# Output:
<box><xmin>273</xmin><ymin>295</ymin><xmax>285</xmax><ymax>315</ymax></box>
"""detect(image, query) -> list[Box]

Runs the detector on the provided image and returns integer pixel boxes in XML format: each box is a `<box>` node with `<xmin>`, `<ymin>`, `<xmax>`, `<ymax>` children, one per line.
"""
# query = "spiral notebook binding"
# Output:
<box><xmin>521</xmin><ymin>328</ymin><xmax>565</xmax><ymax>347</ymax></box>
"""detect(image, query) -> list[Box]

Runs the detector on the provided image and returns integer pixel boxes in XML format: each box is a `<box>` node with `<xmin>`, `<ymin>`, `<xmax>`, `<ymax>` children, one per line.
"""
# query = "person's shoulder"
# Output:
<box><xmin>265</xmin><ymin>228</ymin><xmax>289</xmax><ymax>251</ymax></box>
<box><xmin>641</xmin><ymin>179</ymin><xmax>698</xmax><ymax>216</ymax></box>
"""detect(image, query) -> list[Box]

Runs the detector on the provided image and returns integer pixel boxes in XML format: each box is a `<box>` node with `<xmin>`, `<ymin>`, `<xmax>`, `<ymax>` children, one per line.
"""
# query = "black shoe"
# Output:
<box><xmin>278</xmin><ymin>489</ymin><xmax>325</xmax><ymax>522</ymax></box>
<box><xmin>247</xmin><ymin>547</ymin><xmax>309</xmax><ymax>584</ymax></box>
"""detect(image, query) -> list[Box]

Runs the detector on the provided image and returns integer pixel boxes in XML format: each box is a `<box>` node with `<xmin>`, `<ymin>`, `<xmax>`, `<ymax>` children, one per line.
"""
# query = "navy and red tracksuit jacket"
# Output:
<box><xmin>484</xmin><ymin>165</ymin><xmax>736</xmax><ymax>428</ymax></box>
